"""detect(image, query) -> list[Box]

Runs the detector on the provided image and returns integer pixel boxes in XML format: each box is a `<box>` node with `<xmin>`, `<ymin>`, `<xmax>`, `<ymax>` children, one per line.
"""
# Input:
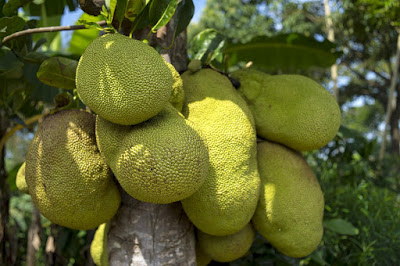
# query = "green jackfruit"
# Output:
<box><xmin>25</xmin><ymin>110</ymin><xmax>121</xmax><ymax>230</ymax></box>
<box><xmin>253</xmin><ymin>141</ymin><xmax>324</xmax><ymax>258</ymax></box>
<box><xmin>96</xmin><ymin>104</ymin><xmax>209</xmax><ymax>204</ymax></box>
<box><xmin>181</xmin><ymin>69</ymin><xmax>260</xmax><ymax>236</ymax></box>
<box><xmin>166</xmin><ymin>62</ymin><xmax>184</xmax><ymax>112</ymax></box>
<box><xmin>76</xmin><ymin>33</ymin><xmax>173</xmax><ymax>125</ymax></box>
<box><xmin>91</xmin><ymin>223</ymin><xmax>110</xmax><ymax>266</ymax></box>
<box><xmin>16</xmin><ymin>162</ymin><xmax>29</xmax><ymax>194</ymax></box>
<box><xmin>231</xmin><ymin>70</ymin><xmax>341</xmax><ymax>151</ymax></box>
<box><xmin>196</xmin><ymin>241</ymin><xmax>212</xmax><ymax>266</ymax></box>
<box><xmin>197</xmin><ymin>223</ymin><xmax>255</xmax><ymax>262</ymax></box>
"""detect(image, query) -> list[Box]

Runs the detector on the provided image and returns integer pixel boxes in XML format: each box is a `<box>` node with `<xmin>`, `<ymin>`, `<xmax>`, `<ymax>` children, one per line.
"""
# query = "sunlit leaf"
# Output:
<box><xmin>149</xmin><ymin>0</ymin><xmax>179</xmax><ymax>32</ymax></box>
<box><xmin>37</xmin><ymin>57</ymin><xmax>78</xmax><ymax>90</ymax></box>
<box><xmin>69</xmin><ymin>13</ymin><xmax>102</xmax><ymax>55</ymax></box>
<box><xmin>224</xmin><ymin>33</ymin><xmax>340</xmax><ymax>71</ymax></box>
<box><xmin>190</xmin><ymin>28</ymin><xmax>226</xmax><ymax>64</ymax></box>
<box><xmin>323</xmin><ymin>218</ymin><xmax>359</xmax><ymax>235</ymax></box>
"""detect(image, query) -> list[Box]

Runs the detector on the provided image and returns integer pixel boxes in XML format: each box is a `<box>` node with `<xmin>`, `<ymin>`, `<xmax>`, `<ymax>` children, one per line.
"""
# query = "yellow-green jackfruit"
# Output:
<box><xmin>16</xmin><ymin>162</ymin><xmax>29</xmax><ymax>194</ymax></box>
<box><xmin>231</xmin><ymin>70</ymin><xmax>341</xmax><ymax>151</ymax></box>
<box><xmin>196</xmin><ymin>241</ymin><xmax>212</xmax><ymax>266</ymax></box>
<box><xmin>181</xmin><ymin>69</ymin><xmax>260</xmax><ymax>236</ymax></box>
<box><xmin>166</xmin><ymin>62</ymin><xmax>184</xmax><ymax>112</ymax></box>
<box><xmin>76</xmin><ymin>33</ymin><xmax>173</xmax><ymax>125</ymax></box>
<box><xmin>253</xmin><ymin>141</ymin><xmax>324</xmax><ymax>258</ymax></box>
<box><xmin>91</xmin><ymin>223</ymin><xmax>110</xmax><ymax>266</ymax></box>
<box><xmin>96</xmin><ymin>104</ymin><xmax>209</xmax><ymax>204</ymax></box>
<box><xmin>25</xmin><ymin>110</ymin><xmax>121</xmax><ymax>230</ymax></box>
<box><xmin>197</xmin><ymin>223</ymin><xmax>255</xmax><ymax>262</ymax></box>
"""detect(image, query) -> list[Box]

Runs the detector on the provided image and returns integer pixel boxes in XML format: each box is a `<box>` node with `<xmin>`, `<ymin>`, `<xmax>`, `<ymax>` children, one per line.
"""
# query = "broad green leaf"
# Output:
<box><xmin>28</xmin><ymin>0</ymin><xmax>65</xmax><ymax>16</ymax></box>
<box><xmin>0</xmin><ymin>51</ymin><xmax>24</xmax><ymax>79</ymax></box>
<box><xmin>37</xmin><ymin>57</ymin><xmax>78</xmax><ymax>90</ymax></box>
<box><xmin>108</xmin><ymin>0</ymin><xmax>117</xmax><ymax>23</ymax></box>
<box><xmin>131</xmin><ymin>1</ymin><xmax>151</xmax><ymax>31</ymax></box>
<box><xmin>125</xmin><ymin>0</ymin><xmax>148</xmax><ymax>22</ymax></box>
<box><xmin>174</xmin><ymin>0</ymin><xmax>194</xmax><ymax>36</ymax></box>
<box><xmin>23</xmin><ymin>51</ymin><xmax>49</xmax><ymax>64</ymax></box>
<box><xmin>0</xmin><ymin>16</ymin><xmax>26</xmax><ymax>50</ymax></box>
<box><xmin>115</xmin><ymin>0</ymin><xmax>128</xmax><ymax>29</ymax></box>
<box><xmin>224</xmin><ymin>33</ymin><xmax>340</xmax><ymax>71</ymax></box>
<box><xmin>149</xmin><ymin>0</ymin><xmax>179</xmax><ymax>32</ymax></box>
<box><xmin>6</xmin><ymin>78</ymin><xmax>33</xmax><ymax>112</ymax></box>
<box><xmin>2</xmin><ymin>0</ymin><xmax>33</xmax><ymax>16</ymax></box>
<box><xmin>69</xmin><ymin>13</ymin><xmax>102</xmax><ymax>55</ymax></box>
<box><xmin>323</xmin><ymin>218</ymin><xmax>359</xmax><ymax>235</ymax></box>
<box><xmin>190</xmin><ymin>28</ymin><xmax>226</xmax><ymax>64</ymax></box>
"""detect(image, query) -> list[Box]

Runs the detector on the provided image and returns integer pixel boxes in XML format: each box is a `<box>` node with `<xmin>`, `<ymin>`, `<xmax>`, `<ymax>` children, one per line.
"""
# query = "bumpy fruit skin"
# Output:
<box><xmin>231</xmin><ymin>70</ymin><xmax>341</xmax><ymax>151</ymax></box>
<box><xmin>166</xmin><ymin>62</ymin><xmax>184</xmax><ymax>112</ymax></box>
<box><xmin>253</xmin><ymin>141</ymin><xmax>324</xmax><ymax>258</ymax></box>
<box><xmin>96</xmin><ymin>104</ymin><xmax>209</xmax><ymax>204</ymax></box>
<box><xmin>197</xmin><ymin>224</ymin><xmax>255</xmax><ymax>262</ymax></box>
<box><xmin>16</xmin><ymin>162</ymin><xmax>29</xmax><ymax>194</ymax></box>
<box><xmin>181</xmin><ymin>69</ymin><xmax>260</xmax><ymax>236</ymax></box>
<box><xmin>25</xmin><ymin>110</ymin><xmax>121</xmax><ymax>230</ymax></box>
<box><xmin>76</xmin><ymin>33</ymin><xmax>173</xmax><ymax>125</ymax></box>
<box><xmin>90</xmin><ymin>223</ymin><xmax>110</xmax><ymax>266</ymax></box>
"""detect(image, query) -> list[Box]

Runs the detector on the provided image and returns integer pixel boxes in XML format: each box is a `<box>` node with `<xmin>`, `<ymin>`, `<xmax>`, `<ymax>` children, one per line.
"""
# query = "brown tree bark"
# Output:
<box><xmin>0</xmin><ymin>110</ymin><xmax>12</xmax><ymax>265</ymax></box>
<box><xmin>107</xmin><ymin>15</ymin><xmax>196</xmax><ymax>266</ymax></box>
<box><xmin>389</xmin><ymin>84</ymin><xmax>400</xmax><ymax>156</ymax></box>
<box><xmin>26</xmin><ymin>206</ymin><xmax>42</xmax><ymax>266</ymax></box>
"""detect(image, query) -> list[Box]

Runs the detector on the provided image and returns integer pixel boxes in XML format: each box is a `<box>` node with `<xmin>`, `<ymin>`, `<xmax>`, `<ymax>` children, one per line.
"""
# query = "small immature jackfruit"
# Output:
<box><xmin>76</xmin><ymin>33</ymin><xmax>173</xmax><ymax>125</ymax></box>
<box><xmin>90</xmin><ymin>223</ymin><xmax>110</xmax><ymax>266</ymax></box>
<box><xmin>253</xmin><ymin>141</ymin><xmax>324</xmax><ymax>258</ymax></box>
<box><xmin>96</xmin><ymin>104</ymin><xmax>209</xmax><ymax>204</ymax></box>
<box><xmin>16</xmin><ymin>162</ymin><xmax>29</xmax><ymax>194</ymax></box>
<box><xmin>195</xmin><ymin>241</ymin><xmax>212</xmax><ymax>266</ymax></box>
<box><xmin>25</xmin><ymin>110</ymin><xmax>121</xmax><ymax>230</ymax></box>
<box><xmin>197</xmin><ymin>224</ymin><xmax>255</xmax><ymax>262</ymax></box>
<box><xmin>166</xmin><ymin>62</ymin><xmax>184</xmax><ymax>112</ymax></box>
<box><xmin>230</xmin><ymin>70</ymin><xmax>341</xmax><ymax>151</ymax></box>
<box><xmin>181</xmin><ymin>69</ymin><xmax>260</xmax><ymax>236</ymax></box>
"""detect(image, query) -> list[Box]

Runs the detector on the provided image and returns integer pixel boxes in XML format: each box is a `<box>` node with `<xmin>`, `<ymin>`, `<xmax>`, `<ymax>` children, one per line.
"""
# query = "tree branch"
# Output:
<box><xmin>1</xmin><ymin>20</ymin><xmax>108</xmax><ymax>46</ymax></box>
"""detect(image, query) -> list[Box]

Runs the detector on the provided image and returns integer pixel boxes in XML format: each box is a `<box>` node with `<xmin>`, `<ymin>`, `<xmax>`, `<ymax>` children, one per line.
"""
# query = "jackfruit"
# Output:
<box><xmin>181</xmin><ymin>69</ymin><xmax>260</xmax><ymax>236</ymax></box>
<box><xmin>166</xmin><ymin>62</ymin><xmax>184</xmax><ymax>112</ymax></box>
<box><xmin>76</xmin><ymin>33</ymin><xmax>173</xmax><ymax>125</ymax></box>
<box><xmin>96</xmin><ymin>103</ymin><xmax>209</xmax><ymax>204</ymax></box>
<box><xmin>25</xmin><ymin>109</ymin><xmax>121</xmax><ymax>230</ymax></box>
<box><xmin>16</xmin><ymin>162</ymin><xmax>29</xmax><ymax>194</ymax></box>
<box><xmin>253</xmin><ymin>141</ymin><xmax>324</xmax><ymax>258</ymax></box>
<box><xmin>230</xmin><ymin>70</ymin><xmax>341</xmax><ymax>151</ymax></box>
<box><xmin>197</xmin><ymin>223</ymin><xmax>255</xmax><ymax>262</ymax></box>
<box><xmin>196</xmin><ymin>241</ymin><xmax>212</xmax><ymax>266</ymax></box>
<box><xmin>90</xmin><ymin>223</ymin><xmax>110</xmax><ymax>266</ymax></box>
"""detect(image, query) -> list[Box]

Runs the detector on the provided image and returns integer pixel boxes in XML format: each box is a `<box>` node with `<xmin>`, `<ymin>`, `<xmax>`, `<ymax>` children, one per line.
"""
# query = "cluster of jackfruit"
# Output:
<box><xmin>17</xmin><ymin>33</ymin><xmax>341</xmax><ymax>265</ymax></box>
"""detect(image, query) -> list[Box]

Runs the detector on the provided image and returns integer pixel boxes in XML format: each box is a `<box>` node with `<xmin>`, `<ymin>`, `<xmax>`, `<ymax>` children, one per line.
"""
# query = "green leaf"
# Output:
<box><xmin>6</xmin><ymin>163</ymin><xmax>21</xmax><ymax>192</ymax></box>
<box><xmin>6</xmin><ymin>78</ymin><xmax>33</xmax><ymax>112</ymax></box>
<box><xmin>37</xmin><ymin>57</ymin><xmax>78</xmax><ymax>90</ymax></box>
<box><xmin>108</xmin><ymin>0</ymin><xmax>117</xmax><ymax>23</ymax></box>
<box><xmin>0</xmin><ymin>51</ymin><xmax>24</xmax><ymax>79</ymax></box>
<box><xmin>24</xmin><ymin>63</ymin><xmax>59</xmax><ymax>104</ymax></box>
<box><xmin>69</xmin><ymin>13</ymin><xmax>102</xmax><ymax>55</ymax></box>
<box><xmin>323</xmin><ymin>218</ymin><xmax>359</xmax><ymax>235</ymax></box>
<box><xmin>190</xmin><ymin>28</ymin><xmax>226</xmax><ymax>64</ymax></box>
<box><xmin>131</xmin><ymin>1</ymin><xmax>151</xmax><ymax>31</ymax></box>
<box><xmin>2</xmin><ymin>0</ymin><xmax>33</xmax><ymax>16</ymax></box>
<box><xmin>149</xmin><ymin>0</ymin><xmax>179</xmax><ymax>32</ymax></box>
<box><xmin>125</xmin><ymin>0</ymin><xmax>148</xmax><ymax>22</ymax></box>
<box><xmin>174</xmin><ymin>0</ymin><xmax>194</xmax><ymax>36</ymax></box>
<box><xmin>115</xmin><ymin>0</ymin><xmax>128</xmax><ymax>29</ymax></box>
<box><xmin>224</xmin><ymin>33</ymin><xmax>340</xmax><ymax>71</ymax></box>
<box><xmin>0</xmin><ymin>16</ymin><xmax>26</xmax><ymax>50</ymax></box>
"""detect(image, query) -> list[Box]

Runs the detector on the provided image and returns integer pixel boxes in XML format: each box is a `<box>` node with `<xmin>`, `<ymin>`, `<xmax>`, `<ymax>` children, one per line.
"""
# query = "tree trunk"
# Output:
<box><xmin>324</xmin><ymin>0</ymin><xmax>339</xmax><ymax>101</ymax></box>
<box><xmin>379</xmin><ymin>31</ymin><xmax>400</xmax><ymax>163</ymax></box>
<box><xmin>107</xmin><ymin>17</ymin><xmax>195</xmax><ymax>265</ymax></box>
<box><xmin>0</xmin><ymin>110</ymin><xmax>11</xmax><ymax>265</ymax></box>
<box><xmin>26</xmin><ymin>206</ymin><xmax>42</xmax><ymax>266</ymax></box>
<box><xmin>389</xmin><ymin>84</ymin><xmax>400</xmax><ymax>156</ymax></box>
